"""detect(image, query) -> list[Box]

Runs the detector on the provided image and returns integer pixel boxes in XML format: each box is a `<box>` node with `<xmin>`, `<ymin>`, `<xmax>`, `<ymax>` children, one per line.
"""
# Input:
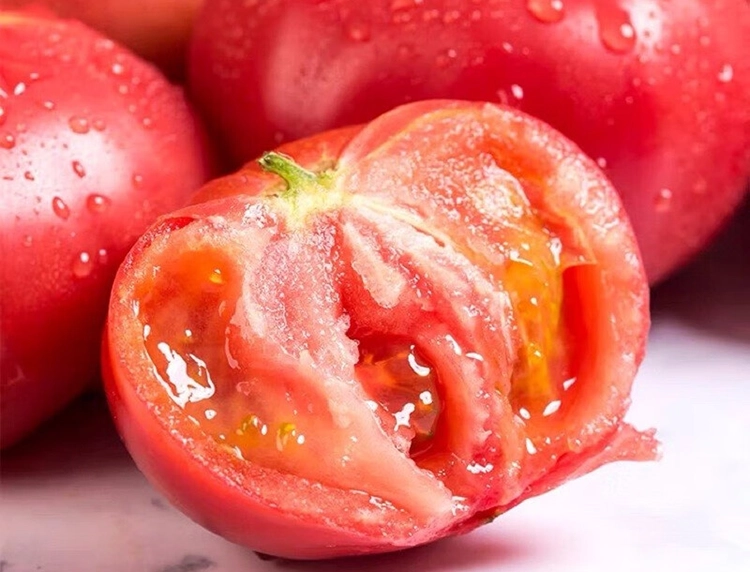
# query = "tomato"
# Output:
<box><xmin>188</xmin><ymin>0</ymin><xmax>750</xmax><ymax>284</ymax></box>
<box><xmin>0</xmin><ymin>12</ymin><xmax>212</xmax><ymax>448</ymax></box>
<box><xmin>0</xmin><ymin>0</ymin><xmax>204</xmax><ymax>76</ymax></box>
<box><xmin>103</xmin><ymin>100</ymin><xmax>657</xmax><ymax>559</ymax></box>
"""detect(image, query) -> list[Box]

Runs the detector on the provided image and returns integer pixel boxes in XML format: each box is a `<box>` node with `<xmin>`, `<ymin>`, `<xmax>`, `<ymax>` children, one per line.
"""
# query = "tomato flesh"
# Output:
<box><xmin>104</xmin><ymin>101</ymin><xmax>655</xmax><ymax>559</ymax></box>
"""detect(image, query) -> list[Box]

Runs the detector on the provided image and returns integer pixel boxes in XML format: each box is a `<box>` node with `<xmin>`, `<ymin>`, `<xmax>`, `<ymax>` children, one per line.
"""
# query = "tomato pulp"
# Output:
<box><xmin>188</xmin><ymin>0</ymin><xmax>750</xmax><ymax>283</ymax></box>
<box><xmin>104</xmin><ymin>101</ymin><xmax>657</xmax><ymax>559</ymax></box>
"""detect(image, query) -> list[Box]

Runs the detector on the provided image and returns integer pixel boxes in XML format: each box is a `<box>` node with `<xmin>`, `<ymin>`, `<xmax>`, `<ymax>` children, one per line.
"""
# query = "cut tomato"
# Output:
<box><xmin>104</xmin><ymin>101</ymin><xmax>657</xmax><ymax>559</ymax></box>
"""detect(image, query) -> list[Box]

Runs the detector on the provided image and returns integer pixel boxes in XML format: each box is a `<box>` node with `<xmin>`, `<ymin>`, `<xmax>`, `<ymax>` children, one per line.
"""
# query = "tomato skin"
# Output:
<box><xmin>103</xmin><ymin>100</ymin><xmax>655</xmax><ymax>559</ymax></box>
<box><xmin>0</xmin><ymin>0</ymin><xmax>204</xmax><ymax>76</ymax></box>
<box><xmin>0</xmin><ymin>12</ymin><xmax>212</xmax><ymax>448</ymax></box>
<box><xmin>188</xmin><ymin>0</ymin><xmax>750</xmax><ymax>283</ymax></box>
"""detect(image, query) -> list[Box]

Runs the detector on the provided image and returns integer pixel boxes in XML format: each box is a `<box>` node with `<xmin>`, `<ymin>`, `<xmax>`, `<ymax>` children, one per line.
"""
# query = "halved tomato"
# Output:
<box><xmin>104</xmin><ymin>101</ymin><xmax>657</xmax><ymax>559</ymax></box>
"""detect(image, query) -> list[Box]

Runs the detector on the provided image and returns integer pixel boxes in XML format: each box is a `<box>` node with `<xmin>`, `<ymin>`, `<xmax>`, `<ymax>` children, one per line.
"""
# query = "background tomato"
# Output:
<box><xmin>0</xmin><ymin>12</ymin><xmax>212</xmax><ymax>448</ymax></box>
<box><xmin>104</xmin><ymin>101</ymin><xmax>654</xmax><ymax>559</ymax></box>
<box><xmin>188</xmin><ymin>0</ymin><xmax>750</xmax><ymax>283</ymax></box>
<box><xmin>0</xmin><ymin>0</ymin><xmax>204</xmax><ymax>76</ymax></box>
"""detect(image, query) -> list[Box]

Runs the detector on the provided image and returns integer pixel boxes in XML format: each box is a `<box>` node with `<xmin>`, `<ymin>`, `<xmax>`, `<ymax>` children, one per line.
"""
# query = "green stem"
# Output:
<box><xmin>259</xmin><ymin>152</ymin><xmax>320</xmax><ymax>192</ymax></box>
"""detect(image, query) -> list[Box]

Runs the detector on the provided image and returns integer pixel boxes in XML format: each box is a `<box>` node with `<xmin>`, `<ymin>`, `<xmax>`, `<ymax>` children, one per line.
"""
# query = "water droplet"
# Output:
<box><xmin>13</xmin><ymin>82</ymin><xmax>26</xmax><ymax>96</ymax></box>
<box><xmin>527</xmin><ymin>0</ymin><xmax>565</xmax><ymax>24</ymax></box>
<box><xmin>442</xmin><ymin>9</ymin><xmax>461</xmax><ymax>24</ymax></box>
<box><xmin>596</xmin><ymin>157</ymin><xmax>608</xmax><ymax>169</ymax></box>
<box><xmin>23</xmin><ymin>171</ymin><xmax>34</xmax><ymax>181</ymax></box>
<box><xmin>502</xmin><ymin>41</ymin><xmax>514</xmax><ymax>53</ymax></box>
<box><xmin>346</xmin><ymin>22</ymin><xmax>371</xmax><ymax>42</ymax></box>
<box><xmin>23</xmin><ymin>235</ymin><xmax>33</xmax><ymax>247</ymax></box>
<box><xmin>68</xmin><ymin>116</ymin><xmax>90</xmax><ymax>134</ymax></box>
<box><xmin>654</xmin><ymin>188</ymin><xmax>672</xmax><ymax>212</ymax></box>
<box><xmin>52</xmin><ymin>196</ymin><xmax>71</xmax><ymax>220</ymax></box>
<box><xmin>435</xmin><ymin>48</ymin><xmax>458</xmax><ymax>68</ymax></box>
<box><xmin>0</xmin><ymin>133</ymin><xmax>15</xmax><ymax>149</ymax></box>
<box><xmin>92</xmin><ymin>119</ymin><xmax>106</xmax><ymax>131</ymax></box>
<box><xmin>717</xmin><ymin>63</ymin><xmax>733</xmax><ymax>83</ymax></box>
<box><xmin>132</xmin><ymin>173</ymin><xmax>144</xmax><ymax>188</ymax></box>
<box><xmin>41</xmin><ymin>100</ymin><xmax>55</xmax><ymax>110</ymax></box>
<box><xmin>0</xmin><ymin>106</ymin><xmax>5</xmax><ymax>126</ymax></box>
<box><xmin>73</xmin><ymin>251</ymin><xmax>93</xmax><ymax>278</ymax></box>
<box><xmin>72</xmin><ymin>161</ymin><xmax>86</xmax><ymax>178</ymax></box>
<box><xmin>97</xmin><ymin>248</ymin><xmax>109</xmax><ymax>264</ymax></box>
<box><xmin>118</xmin><ymin>84</ymin><xmax>130</xmax><ymax>95</ymax></box>
<box><xmin>598</xmin><ymin>6</ymin><xmax>637</xmax><ymax>54</ymax></box>
<box><xmin>141</xmin><ymin>117</ymin><xmax>153</xmax><ymax>129</ymax></box>
<box><xmin>511</xmin><ymin>84</ymin><xmax>525</xmax><ymax>99</ymax></box>
<box><xmin>86</xmin><ymin>194</ymin><xmax>111</xmax><ymax>213</ymax></box>
<box><xmin>111</xmin><ymin>62</ymin><xmax>125</xmax><ymax>75</ymax></box>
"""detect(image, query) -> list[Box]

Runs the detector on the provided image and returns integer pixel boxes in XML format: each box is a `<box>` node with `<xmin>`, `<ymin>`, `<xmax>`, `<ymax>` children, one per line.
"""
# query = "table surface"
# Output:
<box><xmin>2</xmin><ymin>210</ymin><xmax>749</xmax><ymax>572</ymax></box>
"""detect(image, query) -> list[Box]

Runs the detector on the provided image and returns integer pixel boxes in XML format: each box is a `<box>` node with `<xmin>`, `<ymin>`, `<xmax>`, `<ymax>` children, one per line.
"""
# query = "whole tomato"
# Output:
<box><xmin>0</xmin><ymin>12</ymin><xmax>212</xmax><ymax>448</ymax></box>
<box><xmin>103</xmin><ymin>100</ymin><xmax>656</xmax><ymax>559</ymax></box>
<box><xmin>188</xmin><ymin>0</ymin><xmax>750</xmax><ymax>283</ymax></box>
<box><xmin>0</xmin><ymin>0</ymin><xmax>204</xmax><ymax>76</ymax></box>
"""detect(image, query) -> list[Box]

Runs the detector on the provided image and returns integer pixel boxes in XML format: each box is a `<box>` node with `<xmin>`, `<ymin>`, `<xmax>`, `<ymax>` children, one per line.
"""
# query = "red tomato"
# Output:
<box><xmin>0</xmin><ymin>12</ymin><xmax>212</xmax><ymax>448</ymax></box>
<box><xmin>188</xmin><ymin>0</ymin><xmax>750</xmax><ymax>284</ymax></box>
<box><xmin>104</xmin><ymin>101</ymin><xmax>656</xmax><ymax>559</ymax></box>
<box><xmin>0</xmin><ymin>0</ymin><xmax>204</xmax><ymax>76</ymax></box>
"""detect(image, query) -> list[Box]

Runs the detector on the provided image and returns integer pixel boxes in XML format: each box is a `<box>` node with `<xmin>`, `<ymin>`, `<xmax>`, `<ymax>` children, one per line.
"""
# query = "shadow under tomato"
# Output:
<box><xmin>269</xmin><ymin>529</ymin><xmax>539</xmax><ymax>572</ymax></box>
<box><xmin>0</xmin><ymin>391</ymin><xmax>130</xmax><ymax>481</ymax></box>
<box><xmin>651</xmin><ymin>196</ymin><xmax>750</xmax><ymax>344</ymax></box>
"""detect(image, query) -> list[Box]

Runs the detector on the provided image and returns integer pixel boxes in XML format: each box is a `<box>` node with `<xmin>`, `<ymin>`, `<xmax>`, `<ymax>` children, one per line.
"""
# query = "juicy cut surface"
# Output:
<box><xmin>117</xmin><ymin>103</ymin><xmax>654</xmax><ymax>539</ymax></box>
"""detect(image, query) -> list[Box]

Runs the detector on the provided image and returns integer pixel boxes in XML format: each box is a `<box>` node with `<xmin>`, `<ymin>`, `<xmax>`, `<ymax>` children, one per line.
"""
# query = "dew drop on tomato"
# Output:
<box><xmin>52</xmin><ymin>196</ymin><xmax>71</xmax><ymax>220</ymax></box>
<box><xmin>68</xmin><ymin>116</ymin><xmax>90</xmax><ymax>134</ymax></box>
<box><xmin>86</xmin><ymin>194</ymin><xmax>111</xmax><ymax>214</ymax></box>
<box><xmin>0</xmin><ymin>106</ymin><xmax>6</xmax><ymax>126</ymax></box>
<box><xmin>71</xmin><ymin>160</ymin><xmax>86</xmax><ymax>178</ymax></box>
<box><xmin>346</xmin><ymin>22</ymin><xmax>371</xmax><ymax>42</ymax></box>
<box><xmin>526</xmin><ymin>0</ymin><xmax>565</xmax><ymax>24</ymax></box>
<box><xmin>1</xmin><ymin>133</ymin><xmax>15</xmax><ymax>150</ymax></box>
<box><xmin>132</xmin><ymin>173</ymin><xmax>144</xmax><ymax>188</ymax></box>
<box><xmin>72</xmin><ymin>251</ymin><xmax>93</xmax><ymax>278</ymax></box>
<box><xmin>654</xmin><ymin>188</ymin><xmax>673</xmax><ymax>213</ymax></box>
<box><xmin>717</xmin><ymin>63</ymin><xmax>734</xmax><ymax>83</ymax></box>
<box><xmin>596</xmin><ymin>5</ymin><xmax>637</xmax><ymax>54</ymax></box>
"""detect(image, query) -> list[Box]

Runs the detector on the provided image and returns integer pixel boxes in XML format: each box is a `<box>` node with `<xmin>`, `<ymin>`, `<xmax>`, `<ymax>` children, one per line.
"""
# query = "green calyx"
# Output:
<box><xmin>259</xmin><ymin>152</ymin><xmax>343</xmax><ymax>226</ymax></box>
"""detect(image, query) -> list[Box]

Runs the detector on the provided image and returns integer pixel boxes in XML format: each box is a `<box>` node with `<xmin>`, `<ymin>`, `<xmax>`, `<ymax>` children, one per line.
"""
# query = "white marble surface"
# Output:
<box><xmin>2</xmin><ymin>206</ymin><xmax>749</xmax><ymax>572</ymax></box>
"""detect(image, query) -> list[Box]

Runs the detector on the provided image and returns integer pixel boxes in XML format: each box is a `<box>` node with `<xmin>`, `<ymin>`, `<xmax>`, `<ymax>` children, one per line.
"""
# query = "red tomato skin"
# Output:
<box><xmin>0</xmin><ymin>0</ymin><xmax>204</xmax><ymax>77</ymax></box>
<box><xmin>0</xmin><ymin>13</ymin><xmax>213</xmax><ymax>448</ymax></box>
<box><xmin>188</xmin><ymin>0</ymin><xmax>750</xmax><ymax>283</ymax></box>
<box><xmin>103</xmin><ymin>100</ymin><xmax>654</xmax><ymax>559</ymax></box>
